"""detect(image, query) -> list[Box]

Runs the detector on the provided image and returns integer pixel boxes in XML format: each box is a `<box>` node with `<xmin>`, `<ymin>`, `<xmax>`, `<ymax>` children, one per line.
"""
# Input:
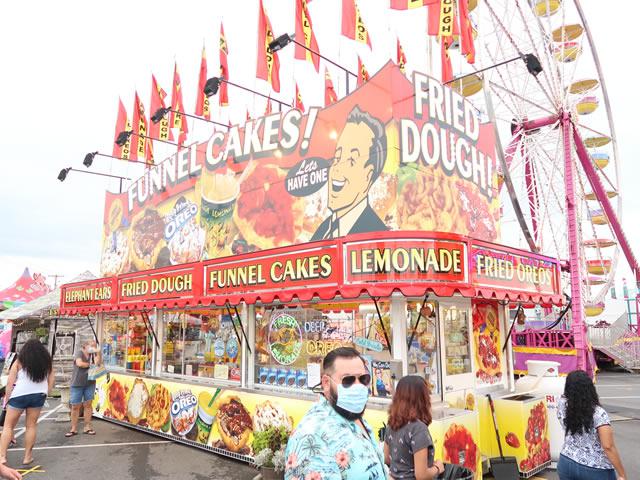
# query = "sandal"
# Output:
<box><xmin>84</xmin><ymin>429</ymin><xmax>96</xmax><ymax>435</ymax></box>
<box><xmin>65</xmin><ymin>431</ymin><xmax>78</xmax><ymax>437</ymax></box>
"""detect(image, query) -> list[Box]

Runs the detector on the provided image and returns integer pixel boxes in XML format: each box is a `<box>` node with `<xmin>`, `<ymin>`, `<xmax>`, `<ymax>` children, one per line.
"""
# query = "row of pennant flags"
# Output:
<box><xmin>113</xmin><ymin>0</ymin><xmax>476</xmax><ymax>165</ymax></box>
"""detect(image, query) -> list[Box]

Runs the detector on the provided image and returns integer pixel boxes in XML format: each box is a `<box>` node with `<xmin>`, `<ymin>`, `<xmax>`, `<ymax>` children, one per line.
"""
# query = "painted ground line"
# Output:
<box><xmin>597</xmin><ymin>384</ymin><xmax>638</xmax><ymax>387</ymax></box>
<box><xmin>14</xmin><ymin>404</ymin><xmax>63</xmax><ymax>440</ymax></box>
<box><xmin>599</xmin><ymin>396</ymin><xmax>640</xmax><ymax>399</ymax></box>
<box><xmin>9</xmin><ymin>440</ymin><xmax>172</xmax><ymax>452</ymax></box>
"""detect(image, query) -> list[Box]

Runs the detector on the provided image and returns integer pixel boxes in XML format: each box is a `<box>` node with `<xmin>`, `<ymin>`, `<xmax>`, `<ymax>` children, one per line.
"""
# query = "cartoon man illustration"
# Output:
<box><xmin>311</xmin><ymin>106</ymin><xmax>388</xmax><ymax>241</ymax></box>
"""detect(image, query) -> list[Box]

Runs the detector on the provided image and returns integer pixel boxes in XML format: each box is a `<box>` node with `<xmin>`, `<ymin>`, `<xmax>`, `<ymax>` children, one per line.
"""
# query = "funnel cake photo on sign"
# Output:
<box><xmin>100</xmin><ymin>230</ymin><xmax>130</xmax><ymax>276</ymax></box>
<box><xmin>129</xmin><ymin>208</ymin><xmax>165</xmax><ymax>271</ymax></box>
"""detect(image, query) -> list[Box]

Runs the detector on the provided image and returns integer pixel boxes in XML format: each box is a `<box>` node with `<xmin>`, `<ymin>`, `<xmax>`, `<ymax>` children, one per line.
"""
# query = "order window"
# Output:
<box><xmin>102</xmin><ymin>313</ymin><xmax>152</xmax><ymax>374</ymax></box>
<box><xmin>406</xmin><ymin>299</ymin><xmax>441</xmax><ymax>396</ymax></box>
<box><xmin>254</xmin><ymin>300</ymin><xmax>393</xmax><ymax>398</ymax></box>
<box><xmin>162</xmin><ymin>309</ymin><xmax>242</xmax><ymax>382</ymax></box>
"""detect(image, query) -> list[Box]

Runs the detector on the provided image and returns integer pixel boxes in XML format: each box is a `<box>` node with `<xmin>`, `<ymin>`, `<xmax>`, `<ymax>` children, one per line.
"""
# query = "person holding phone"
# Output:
<box><xmin>66</xmin><ymin>340</ymin><xmax>101</xmax><ymax>437</ymax></box>
<box><xmin>384</xmin><ymin>375</ymin><xmax>444</xmax><ymax>480</ymax></box>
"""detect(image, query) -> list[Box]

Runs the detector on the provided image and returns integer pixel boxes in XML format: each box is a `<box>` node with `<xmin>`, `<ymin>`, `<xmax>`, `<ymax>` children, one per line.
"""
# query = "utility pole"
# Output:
<box><xmin>48</xmin><ymin>274</ymin><xmax>64</xmax><ymax>289</ymax></box>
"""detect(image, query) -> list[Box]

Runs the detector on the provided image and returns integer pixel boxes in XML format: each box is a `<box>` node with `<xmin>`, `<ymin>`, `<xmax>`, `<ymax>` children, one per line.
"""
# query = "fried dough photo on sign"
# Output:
<box><xmin>253</xmin><ymin>400</ymin><xmax>293</xmax><ymax>433</ymax></box>
<box><xmin>233</xmin><ymin>161</ymin><xmax>305</xmax><ymax>250</ymax></box>
<box><xmin>126</xmin><ymin>378</ymin><xmax>150</xmax><ymax>426</ymax></box>
<box><xmin>100</xmin><ymin>229</ymin><xmax>130</xmax><ymax>276</ymax></box>
<box><xmin>129</xmin><ymin>208</ymin><xmax>165</xmax><ymax>271</ymax></box>
<box><xmin>214</xmin><ymin>394</ymin><xmax>253</xmax><ymax>453</ymax></box>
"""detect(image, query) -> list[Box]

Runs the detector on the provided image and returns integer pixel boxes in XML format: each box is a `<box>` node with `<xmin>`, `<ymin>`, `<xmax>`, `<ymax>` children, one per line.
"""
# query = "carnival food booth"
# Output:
<box><xmin>59</xmin><ymin>63</ymin><xmax>562</xmax><ymax>478</ymax></box>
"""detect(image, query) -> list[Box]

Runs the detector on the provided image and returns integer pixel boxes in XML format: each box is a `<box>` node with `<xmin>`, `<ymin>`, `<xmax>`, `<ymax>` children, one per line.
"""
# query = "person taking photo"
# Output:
<box><xmin>384</xmin><ymin>375</ymin><xmax>444</xmax><ymax>480</ymax></box>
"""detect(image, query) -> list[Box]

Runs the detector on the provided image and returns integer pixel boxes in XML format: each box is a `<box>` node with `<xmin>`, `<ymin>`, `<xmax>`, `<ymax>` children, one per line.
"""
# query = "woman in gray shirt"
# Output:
<box><xmin>384</xmin><ymin>376</ymin><xmax>444</xmax><ymax>480</ymax></box>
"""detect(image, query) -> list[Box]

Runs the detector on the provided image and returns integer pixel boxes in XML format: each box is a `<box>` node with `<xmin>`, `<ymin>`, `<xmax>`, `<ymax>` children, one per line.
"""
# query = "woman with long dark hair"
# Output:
<box><xmin>384</xmin><ymin>376</ymin><xmax>444</xmax><ymax>480</ymax></box>
<box><xmin>0</xmin><ymin>340</ymin><xmax>54</xmax><ymax>466</ymax></box>
<box><xmin>558</xmin><ymin>370</ymin><xmax>626</xmax><ymax>480</ymax></box>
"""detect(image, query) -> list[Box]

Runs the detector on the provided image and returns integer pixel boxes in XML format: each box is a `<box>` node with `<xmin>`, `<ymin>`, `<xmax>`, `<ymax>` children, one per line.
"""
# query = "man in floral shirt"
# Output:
<box><xmin>285</xmin><ymin>347</ymin><xmax>386</xmax><ymax>480</ymax></box>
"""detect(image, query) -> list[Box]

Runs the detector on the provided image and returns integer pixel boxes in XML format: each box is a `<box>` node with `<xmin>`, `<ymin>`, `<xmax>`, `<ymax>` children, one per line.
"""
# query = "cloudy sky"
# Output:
<box><xmin>1</xmin><ymin>1</ymin><xmax>638</xmax><ymax>298</ymax></box>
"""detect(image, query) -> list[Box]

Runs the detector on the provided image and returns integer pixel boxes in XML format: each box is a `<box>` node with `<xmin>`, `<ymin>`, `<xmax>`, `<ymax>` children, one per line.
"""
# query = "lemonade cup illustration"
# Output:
<box><xmin>199</xmin><ymin>170</ymin><xmax>240</xmax><ymax>257</ymax></box>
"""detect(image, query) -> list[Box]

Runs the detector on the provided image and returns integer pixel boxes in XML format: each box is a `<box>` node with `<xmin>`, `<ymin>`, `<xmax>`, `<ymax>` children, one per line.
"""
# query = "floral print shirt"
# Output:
<box><xmin>284</xmin><ymin>397</ymin><xmax>387</xmax><ymax>480</ymax></box>
<box><xmin>557</xmin><ymin>397</ymin><xmax>614</xmax><ymax>470</ymax></box>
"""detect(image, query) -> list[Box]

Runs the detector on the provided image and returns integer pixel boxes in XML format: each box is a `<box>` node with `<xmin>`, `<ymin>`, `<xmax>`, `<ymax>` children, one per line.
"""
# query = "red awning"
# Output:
<box><xmin>60</xmin><ymin>231</ymin><xmax>565</xmax><ymax>314</ymax></box>
<box><xmin>474</xmin><ymin>288</ymin><xmax>564</xmax><ymax>307</ymax></box>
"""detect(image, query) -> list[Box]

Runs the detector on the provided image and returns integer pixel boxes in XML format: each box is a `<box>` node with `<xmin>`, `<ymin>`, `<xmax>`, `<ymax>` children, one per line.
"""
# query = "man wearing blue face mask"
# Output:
<box><xmin>285</xmin><ymin>347</ymin><xmax>387</xmax><ymax>480</ymax></box>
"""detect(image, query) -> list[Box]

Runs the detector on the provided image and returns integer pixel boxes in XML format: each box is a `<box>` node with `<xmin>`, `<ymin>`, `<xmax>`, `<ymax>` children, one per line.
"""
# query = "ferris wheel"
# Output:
<box><xmin>449</xmin><ymin>0</ymin><xmax>624</xmax><ymax>319</ymax></box>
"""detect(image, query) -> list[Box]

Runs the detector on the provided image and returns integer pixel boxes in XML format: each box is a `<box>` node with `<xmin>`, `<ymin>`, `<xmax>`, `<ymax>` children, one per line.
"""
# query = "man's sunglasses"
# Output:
<box><xmin>338</xmin><ymin>374</ymin><xmax>371</xmax><ymax>388</ymax></box>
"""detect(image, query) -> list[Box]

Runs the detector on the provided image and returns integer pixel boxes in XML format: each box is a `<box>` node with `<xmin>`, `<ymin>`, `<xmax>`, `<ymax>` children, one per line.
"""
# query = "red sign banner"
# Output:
<box><xmin>344</xmin><ymin>238</ymin><xmax>467</xmax><ymax>284</ymax></box>
<box><xmin>204</xmin><ymin>245</ymin><xmax>340</xmax><ymax>297</ymax></box>
<box><xmin>118</xmin><ymin>265</ymin><xmax>199</xmax><ymax>304</ymax></box>
<box><xmin>61</xmin><ymin>278</ymin><xmax>115</xmax><ymax>309</ymax></box>
<box><xmin>470</xmin><ymin>244</ymin><xmax>560</xmax><ymax>296</ymax></box>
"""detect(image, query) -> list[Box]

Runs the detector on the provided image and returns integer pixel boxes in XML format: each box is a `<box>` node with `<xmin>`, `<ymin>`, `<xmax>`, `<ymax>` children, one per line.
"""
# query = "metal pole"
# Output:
<box><xmin>69</xmin><ymin>168</ymin><xmax>131</xmax><ymax>181</ymax></box>
<box><xmin>444</xmin><ymin>56</ymin><xmax>521</xmax><ymax>85</ymax></box>
<box><xmin>222</xmin><ymin>78</ymin><xmax>291</xmax><ymax>107</ymax></box>
<box><xmin>561</xmin><ymin>112</ymin><xmax>588</xmax><ymax>373</ymax></box>
<box><xmin>289</xmin><ymin>38</ymin><xmax>357</xmax><ymax>78</ymax></box>
<box><xmin>483</xmin><ymin>77</ymin><xmax>539</xmax><ymax>252</ymax></box>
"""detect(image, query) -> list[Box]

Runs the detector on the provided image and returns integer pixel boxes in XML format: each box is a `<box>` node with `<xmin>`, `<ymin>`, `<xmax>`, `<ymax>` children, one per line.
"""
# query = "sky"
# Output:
<box><xmin>0</xmin><ymin>1</ymin><xmax>638</xmax><ymax>302</ymax></box>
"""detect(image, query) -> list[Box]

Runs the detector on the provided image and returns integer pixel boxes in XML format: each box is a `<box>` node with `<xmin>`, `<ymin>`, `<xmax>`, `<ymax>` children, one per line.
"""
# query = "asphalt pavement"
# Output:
<box><xmin>1</xmin><ymin>399</ymin><xmax>257</xmax><ymax>479</ymax></box>
<box><xmin>1</xmin><ymin>370</ymin><xmax>637</xmax><ymax>479</ymax></box>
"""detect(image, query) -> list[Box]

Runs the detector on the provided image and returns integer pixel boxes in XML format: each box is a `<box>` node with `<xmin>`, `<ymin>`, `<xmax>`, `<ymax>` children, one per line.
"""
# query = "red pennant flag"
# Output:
<box><xmin>341</xmin><ymin>0</ymin><xmax>372</xmax><ymax>48</ymax></box>
<box><xmin>246</xmin><ymin>109</ymin><xmax>251</xmax><ymax>121</ymax></box>
<box><xmin>325</xmin><ymin>67</ymin><xmax>338</xmax><ymax>106</ymax></box>
<box><xmin>170</xmin><ymin>62</ymin><xmax>189</xmax><ymax>147</ymax></box>
<box><xmin>428</xmin><ymin>1</ymin><xmax>458</xmax><ymax>37</ymax></box>
<box><xmin>357</xmin><ymin>56</ymin><xmax>369</xmax><ymax>87</ymax></box>
<box><xmin>195</xmin><ymin>46</ymin><xmax>211</xmax><ymax>119</ymax></box>
<box><xmin>132</xmin><ymin>91</ymin><xmax>153</xmax><ymax>164</ymax></box>
<box><xmin>295</xmin><ymin>84</ymin><xmax>305</xmax><ymax>112</ymax></box>
<box><xmin>390</xmin><ymin>0</ymin><xmax>430</xmax><ymax>9</ymax></box>
<box><xmin>295</xmin><ymin>0</ymin><xmax>320</xmax><ymax>72</ymax></box>
<box><xmin>265</xmin><ymin>97</ymin><xmax>272</xmax><ymax>116</ymax></box>
<box><xmin>458</xmin><ymin>0</ymin><xmax>475</xmax><ymax>63</ymax></box>
<box><xmin>219</xmin><ymin>24</ymin><xmax>229</xmax><ymax>106</ymax></box>
<box><xmin>441</xmin><ymin>38</ymin><xmax>453</xmax><ymax>83</ymax></box>
<box><xmin>150</xmin><ymin>74</ymin><xmax>174</xmax><ymax>142</ymax></box>
<box><xmin>427</xmin><ymin>2</ymin><xmax>440</xmax><ymax>35</ymax></box>
<box><xmin>397</xmin><ymin>37</ymin><xmax>407</xmax><ymax>74</ymax></box>
<box><xmin>256</xmin><ymin>0</ymin><xmax>281</xmax><ymax>92</ymax></box>
<box><xmin>112</xmin><ymin>98</ymin><xmax>132</xmax><ymax>159</ymax></box>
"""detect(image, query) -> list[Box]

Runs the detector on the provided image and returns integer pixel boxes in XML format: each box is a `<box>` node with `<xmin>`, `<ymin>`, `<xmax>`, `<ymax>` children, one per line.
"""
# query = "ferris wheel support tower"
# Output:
<box><xmin>518</xmin><ymin>111</ymin><xmax>640</xmax><ymax>372</ymax></box>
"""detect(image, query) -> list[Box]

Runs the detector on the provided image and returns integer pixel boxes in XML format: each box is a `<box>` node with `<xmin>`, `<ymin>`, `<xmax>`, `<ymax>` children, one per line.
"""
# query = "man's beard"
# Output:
<box><xmin>327</xmin><ymin>385</ymin><xmax>365</xmax><ymax>421</ymax></box>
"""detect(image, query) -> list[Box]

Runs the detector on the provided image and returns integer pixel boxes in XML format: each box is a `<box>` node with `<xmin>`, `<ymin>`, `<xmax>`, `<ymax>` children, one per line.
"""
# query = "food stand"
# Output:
<box><xmin>59</xmin><ymin>63</ymin><xmax>562</xmax><ymax>478</ymax></box>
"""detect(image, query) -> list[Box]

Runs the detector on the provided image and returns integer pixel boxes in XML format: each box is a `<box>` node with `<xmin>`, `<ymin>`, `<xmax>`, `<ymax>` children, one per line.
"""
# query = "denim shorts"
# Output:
<box><xmin>558</xmin><ymin>454</ymin><xmax>616</xmax><ymax>480</ymax></box>
<box><xmin>70</xmin><ymin>384</ymin><xmax>96</xmax><ymax>405</ymax></box>
<box><xmin>7</xmin><ymin>393</ymin><xmax>47</xmax><ymax>410</ymax></box>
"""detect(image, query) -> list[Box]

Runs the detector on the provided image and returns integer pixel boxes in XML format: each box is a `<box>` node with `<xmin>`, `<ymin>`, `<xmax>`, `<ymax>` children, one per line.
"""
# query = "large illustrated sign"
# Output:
<box><xmin>100</xmin><ymin>62</ymin><xmax>499</xmax><ymax>275</ymax></box>
<box><xmin>93</xmin><ymin>371</ymin><xmax>482</xmax><ymax>475</ymax></box>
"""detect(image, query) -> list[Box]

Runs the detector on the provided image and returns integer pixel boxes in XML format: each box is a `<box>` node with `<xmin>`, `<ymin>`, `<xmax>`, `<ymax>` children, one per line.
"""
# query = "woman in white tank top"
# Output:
<box><xmin>0</xmin><ymin>339</ymin><xmax>54</xmax><ymax>466</ymax></box>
